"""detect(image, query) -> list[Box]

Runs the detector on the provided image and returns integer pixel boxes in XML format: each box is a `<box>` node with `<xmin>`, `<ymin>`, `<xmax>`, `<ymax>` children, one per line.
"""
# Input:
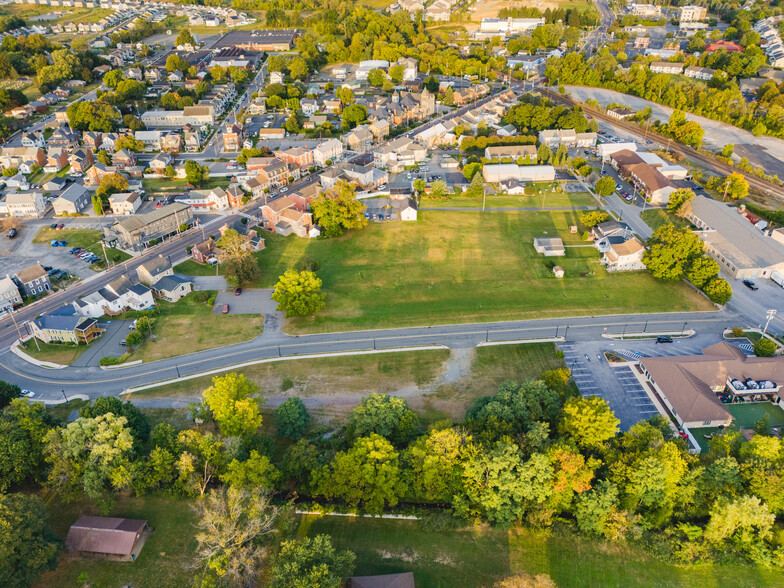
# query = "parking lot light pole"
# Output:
<box><xmin>764</xmin><ymin>309</ymin><xmax>777</xmax><ymax>335</ymax></box>
<box><xmin>681</xmin><ymin>321</ymin><xmax>687</xmax><ymax>336</ymax></box>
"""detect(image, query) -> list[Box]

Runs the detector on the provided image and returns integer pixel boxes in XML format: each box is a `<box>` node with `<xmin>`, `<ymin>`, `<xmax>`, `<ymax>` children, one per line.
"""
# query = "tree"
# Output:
<box><xmin>270</xmin><ymin>535</ymin><xmax>356</xmax><ymax>588</ymax></box>
<box><xmin>561</xmin><ymin>396</ymin><xmax>619</xmax><ymax>449</ymax></box>
<box><xmin>594</xmin><ymin>176</ymin><xmax>616</xmax><ymax>197</ymax></box>
<box><xmin>467</xmin><ymin>172</ymin><xmax>484</xmax><ymax>198</ymax></box>
<box><xmin>193</xmin><ymin>486</ymin><xmax>281</xmax><ymax>586</ymax></box>
<box><xmin>643</xmin><ymin>225</ymin><xmax>703</xmax><ymax>281</ymax></box>
<box><xmin>79</xmin><ymin>396</ymin><xmax>150</xmax><ymax>443</ymax></box>
<box><xmin>285</xmin><ymin>113</ymin><xmax>300</xmax><ymax>134</ymax></box>
<box><xmin>348</xmin><ymin>394</ymin><xmax>419</xmax><ymax>446</ymax></box>
<box><xmin>0</xmin><ymin>399</ymin><xmax>53</xmax><ymax>491</ymax></box>
<box><xmin>66</xmin><ymin>100</ymin><xmax>120</xmax><ymax>132</ymax></box>
<box><xmin>96</xmin><ymin>173</ymin><xmax>129</xmax><ymax>200</ymax></box>
<box><xmin>754</xmin><ymin>337</ymin><xmax>777</xmax><ymax>357</ymax></box>
<box><xmin>667</xmin><ymin>188</ymin><xmax>695</xmax><ymax>213</ymax></box>
<box><xmin>317</xmin><ymin>434</ymin><xmax>404</xmax><ymax>514</ymax></box>
<box><xmin>122</xmin><ymin>114</ymin><xmax>145</xmax><ymax>131</ymax></box>
<box><xmin>341</xmin><ymin>104</ymin><xmax>367</xmax><ymax>129</ymax></box>
<box><xmin>95</xmin><ymin>149</ymin><xmax>112</xmax><ymax>165</ymax></box>
<box><xmin>185</xmin><ymin>160</ymin><xmax>209</xmax><ymax>187</ymax></box>
<box><xmin>702</xmin><ymin>276</ymin><xmax>732</xmax><ymax>305</ymax></box>
<box><xmin>221</xmin><ymin>450</ymin><xmax>280</xmax><ymax>490</ymax></box>
<box><xmin>175</xmin><ymin>29</ymin><xmax>196</xmax><ymax>47</ymax></box>
<box><xmin>389</xmin><ymin>64</ymin><xmax>405</xmax><ymax>84</ymax></box>
<box><xmin>115</xmin><ymin>135</ymin><xmax>144</xmax><ymax>152</ymax></box>
<box><xmin>724</xmin><ymin>173</ymin><xmax>749</xmax><ymax>200</ymax></box>
<box><xmin>406</xmin><ymin>427</ymin><xmax>472</xmax><ymax>502</ymax></box>
<box><xmin>103</xmin><ymin>68</ymin><xmax>124</xmax><ymax>88</ymax></box>
<box><xmin>288</xmin><ymin>56</ymin><xmax>309</xmax><ymax>81</ymax></box>
<box><xmin>311</xmin><ymin>180</ymin><xmax>367</xmax><ymax>237</ymax></box>
<box><xmin>423</xmin><ymin>75</ymin><xmax>440</xmax><ymax>93</ymax></box>
<box><xmin>685</xmin><ymin>256</ymin><xmax>719</xmax><ymax>289</ymax></box>
<box><xmin>176</xmin><ymin>429</ymin><xmax>224</xmax><ymax>496</ymax></box>
<box><xmin>579</xmin><ymin>210</ymin><xmax>609</xmax><ymax>227</ymax></box>
<box><xmin>0</xmin><ymin>493</ymin><xmax>60</xmax><ymax>588</ymax></box>
<box><xmin>0</xmin><ymin>379</ymin><xmax>21</xmax><ymax>409</ymax></box>
<box><xmin>92</xmin><ymin>195</ymin><xmax>104</xmax><ymax>216</ymax></box>
<box><xmin>272</xmin><ymin>270</ymin><xmax>326</xmax><ymax>318</ymax></box>
<box><xmin>203</xmin><ymin>372</ymin><xmax>263</xmax><ymax>437</ymax></box>
<box><xmin>44</xmin><ymin>413</ymin><xmax>134</xmax><ymax>506</ymax></box>
<box><xmin>537</xmin><ymin>143</ymin><xmax>552</xmax><ymax>164</ymax></box>
<box><xmin>463</xmin><ymin>161</ymin><xmax>483</xmax><ymax>181</ymax></box>
<box><xmin>704</xmin><ymin>495</ymin><xmax>774</xmax><ymax>562</ymax></box>
<box><xmin>216</xmin><ymin>228</ymin><xmax>260</xmax><ymax>288</ymax></box>
<box><xmin>275</xmin><ymin>397</ymin><xmax>310</xmax><ymax>440</ymax></box>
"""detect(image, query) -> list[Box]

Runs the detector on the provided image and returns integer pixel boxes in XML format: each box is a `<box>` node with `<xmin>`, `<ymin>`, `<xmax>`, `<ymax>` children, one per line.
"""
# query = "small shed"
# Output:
<box><xmin>533</xmin><ymin>237</ymin><xmax>565</xmax><ymax>257</ymax></box>
<box><xmin>553</xmin><ymin>265</ymin><xmax>565</xmax><ymax>278</ymax></box>
<box><xmin>65</xmin><ymin>516</ymin><xmax>149</xmax><ymax>561</ymax></box>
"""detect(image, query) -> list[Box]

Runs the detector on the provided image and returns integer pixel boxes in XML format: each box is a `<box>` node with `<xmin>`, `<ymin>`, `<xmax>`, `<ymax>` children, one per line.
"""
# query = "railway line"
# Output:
<box><xmin>537</xmin><ymin>86</ymin><xmax>784</xmax><ymax>202</ymax></box>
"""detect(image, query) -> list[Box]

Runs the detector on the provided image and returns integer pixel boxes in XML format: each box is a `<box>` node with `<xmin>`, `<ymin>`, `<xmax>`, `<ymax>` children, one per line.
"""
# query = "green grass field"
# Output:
<box><xmin>142</xmin><ymin>177</ymin><xmax>231</xmax><ymax>193</ymax></box>
<box><xmin>727</xmin><ymin>402</ymin><xmax>784</xmax><ymax>428</ymax></box>
<box><xmin>33</xmin><ymin>227</ymin><xmax>131</xmax><ymax>267</ymax></box>
<box><xmin>215</xmin><ymin>211</ymin><xmax>710</xmax><ymax>333</ymax></box>
<box><xmin>131</xmin><ymin>291</ymin><xmax>264</xmax><ymax>363</ymax></box>
<box><xmin>423</xmin><ymin>192</ymin><xmax>597</xmax><ymax>209</ymax></box>
<box><xmin>19</xmin><ymin>338</ymin><xmax>95</xmax><ymax>366</ymax></box>
<box><xmin>640</xmin><ymin>209</ymin><xmax>692</xmax><ymax>231</ymax></box>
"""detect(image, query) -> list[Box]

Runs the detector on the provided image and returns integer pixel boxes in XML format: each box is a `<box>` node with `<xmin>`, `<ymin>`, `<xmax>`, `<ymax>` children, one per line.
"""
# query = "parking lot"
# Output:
<box><xmin>71</xmin><ymin>319</ymin><xmax>134</xmax><ymax>367</ymax></box>
<box><xmin>214</xmin><ymin>289</ymin><xmax>277</xmax><ymax>315</ymax></box>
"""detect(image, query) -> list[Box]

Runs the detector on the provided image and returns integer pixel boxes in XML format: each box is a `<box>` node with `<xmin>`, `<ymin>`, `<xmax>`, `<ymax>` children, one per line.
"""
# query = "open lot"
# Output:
<box><xmin>423</xmin><ymin>191</ymin><xmax>597</xmax><ymax>209</ymax></box>
<box><xmin>640</xmin><ymin>209</ymin><xmax>692</xmax><ymax>231</ymax></box>
<box><xmin>130</xmin><ymin>291</ymin><xmax>264</xmax><ymax>364</ymax></box>
<box><xmin>33</xmin><ymin>227</ymin><xmax>131</xmax><ymax>268</ymax></box>
<box><xmin>230</xmin><ymin>210</ymin><xmax>713</xmax><ymax>333</ymax></box>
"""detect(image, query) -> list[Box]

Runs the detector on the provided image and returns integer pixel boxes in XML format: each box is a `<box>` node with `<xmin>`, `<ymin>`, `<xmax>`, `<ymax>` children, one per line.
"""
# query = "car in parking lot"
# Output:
<box><xmin>69</xmin><ymin>247</ymin><xmax>81</xmax><ymax>254</ymax></box>
<box><xmin>234</xmin><ymin>288</ymin><xmax>241</xmax><ymax>296</ymax></box>
<box><xmin>222</xmin><ymin>304</ymin><xmax>230</xmax><ymax>314</ymax></box>
<box><xmin>21</xmin><ymin>389</ymin><xmax>35</xmax><ymax>398</ymax></box>
<box><xmin>656</xmin><ymin>336</ymin><xmax>674</xmax><ymax>344</ymax></box>
<box><xmin>743</xmin><ymin>280</ymin><xmax>758</xmax><ymax>291</ymax></box>
<box><xmin>50</xmin><ymin>223</ymin><xmax>57</xmax><ymax>229</ymax></box>
<box><xmin>7</xmin><ymin>227</ymin><xmax>17</xmax><ymax>238</ymax></box>
<box><xmin>584</xmin><ymin>354</ymin><xmax>591</xmax><ymax>362</ymax></box>
<box><xmin>57</xmin><ymin>223</ymin><xmax>64</xmax><ymax>230</ymax></box>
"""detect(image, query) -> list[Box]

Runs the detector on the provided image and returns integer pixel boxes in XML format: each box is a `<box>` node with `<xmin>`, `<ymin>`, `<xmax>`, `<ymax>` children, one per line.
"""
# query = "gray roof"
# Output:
<box><xmin>153</xmin><ymin>274</ymin><xmax>192</xmax><ymax>293</ymax></box>
<box><xmin>138</xmin><ymin>255</ymin><xmax>171</xmax><ymax>277</ymax></box>
<box><xmin>33</xmin><ymin>314</ymin><xmax>94</xmax><ymax>332</ymax></box>
<box><xmin>690</xmin><ymin>195</ymin><xmax>784</xmax><ymax>270</ymax></box>
<box><xmin>56</xmin><ymin>183</ymin><xmax>88</xmax><ymax>204</ymax></box>
<box><xmin>114</xmin><ymin>203</ymin><xmax>190</xmax><ymax>233</ymax></box>
<box><xmin>129</xmin><ymin>283</ymin><xmax>151</xmax><ymax>296</ymax></box>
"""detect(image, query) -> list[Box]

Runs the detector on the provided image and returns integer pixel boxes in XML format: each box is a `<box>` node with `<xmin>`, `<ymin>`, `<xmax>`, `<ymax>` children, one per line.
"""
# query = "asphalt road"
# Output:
<box><xmin>0</xmin><ymin>310</ymin><xmax>735</xmax><ymax>400</ymax></box>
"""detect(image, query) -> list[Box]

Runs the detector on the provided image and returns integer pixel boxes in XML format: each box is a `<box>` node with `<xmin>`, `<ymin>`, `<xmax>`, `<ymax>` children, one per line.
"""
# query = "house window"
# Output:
<box><xmin>702</xmin><ymin>420</ymin><xmax>711</xmax><ymax>425</ymax></box>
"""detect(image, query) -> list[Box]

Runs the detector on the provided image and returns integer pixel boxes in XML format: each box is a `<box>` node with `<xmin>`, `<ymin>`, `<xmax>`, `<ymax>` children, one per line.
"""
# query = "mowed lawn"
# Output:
<box><xmin>33</xmin><ymin>227</ymin><xmax>131</xmax><ymax>266</ymax></box>
<box><xmin>132</xmin><ymin>291</ymin><xmax>264</xmax><ymax>363</ymax></box>
<box><xmin>19</xmin><ymin>338</ymin><xmax>95</xmax><ymax>366</ymax></box>
<box><xmin>640</xmin><ymin>209</ymin><xmax>692</xmax><ymax>231</ymax></box>
<box><xmin>302</xmin><ymin>516</ymin><xmax>784</xmax><ymax>588</ymax></box>
<box><xmin>250</xmin><ymin>211</ymin><xmax>712</xmax><ymax>333</ymax></box>
<box><xmin>423</xmin><ymin>191</ymin><xmax>597</xmax><ymax>209</ymax></box>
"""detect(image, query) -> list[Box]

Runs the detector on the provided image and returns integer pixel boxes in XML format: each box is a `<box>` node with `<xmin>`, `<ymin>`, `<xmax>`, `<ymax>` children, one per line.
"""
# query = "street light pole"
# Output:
<box><xmin>764</xmin><ymin>309</ymin><xmax>777</xmax><ymax>335</ymax></box>
<box><xmin>681</xmin><ymin>321</ymin><xmax>687</xmax><ymax>336</ymax></box>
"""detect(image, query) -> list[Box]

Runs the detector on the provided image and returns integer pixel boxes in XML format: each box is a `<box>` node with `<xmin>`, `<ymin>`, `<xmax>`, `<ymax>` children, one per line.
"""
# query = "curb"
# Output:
<box><xmin>11</xmin><ymin>338</ymin><xmax>68</xmax><ymax>369</ymax></box>
<box><xmin>101</xmin><ymin>359</ymin><xmax>144</xmax><ymax>370</ymax></box>
<box><xmin>602</xmin><ymin>329</ymin><xmax>696</xmax><ymax>340</ymax></box>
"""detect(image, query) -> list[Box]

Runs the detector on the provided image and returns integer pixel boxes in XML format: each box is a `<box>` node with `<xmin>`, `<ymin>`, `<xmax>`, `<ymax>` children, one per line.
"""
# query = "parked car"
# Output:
<box><xmin>7</xmin><ymin>228</ymin><xmax>17</xmax><ymax>238</ymax></box>
<box><xmin>656</xmin><ymin>336</ymin><xmax>674</xmax><ymax>344</ymax></box>
<box><xmin>56</xmin><ymin>223</ymin><xmax>64</xmax><ymax>230</ymax></box>
<box><xmin>235</xmin><ymin>288</ymin><xmax>241</xmax><ymax>296</ymax></box>
<box><xmin>743</xmin><ymin>280</ymin><xmax>759</xmax><ymax>291</ymax></box>
<box><xmin>20</xmin><ymin>389</ymin><xmax>35</xmax><ymax>398</ymax></box>
<box><xmin>120</xmin><ymin>339</ymin><xmax>127</xmax><ymax>346</ymax></box>
<box><xmin>50</xmin><ymin>240</ymin><xmax>60</xmax><ymax>247</ymax></box>
<box><xmin>58</xmin><ymin>240</ymin><xmax>67</xmax><ymax>246</ymax></box>
<box><xmin>280</xmin><ymin>187</ymin><xmax>288</xmax><ymax>192</ymax></box>
<box><xmin>222</xmin><ymin>304</ymin><xmax>230</xmax><ymax>314</ymax></box>
<box><xmin>69</xmin><ymin>247</ymin><xmax>80</xmax><ymax>254</ymax></box>
<box><xmin>50</xmin><ymin>223</ymin><xmax>57</xmax><ymax>229</ymax></box>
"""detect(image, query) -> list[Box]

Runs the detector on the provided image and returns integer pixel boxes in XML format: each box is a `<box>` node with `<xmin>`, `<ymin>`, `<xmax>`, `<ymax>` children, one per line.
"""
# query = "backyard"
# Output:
<box><xmin>691</xmin><ymin>402</ymin><xmax>784</xmax><ymax>452</ymax></box>
<box><xmin>37</xmin><ymin>494</ymin><xmax>784</xmax><ymax>588</ymax></box>
<box><xmin>640</xmin><ymin>209</ymin><xmax>692</xmax><ymax>231</ymax></box>
<box><xmin>33</xmin><ymin>227</ymin><xmax>131</xmax><ymax>267</ymax></box>
<box><xmin>178</xmin><ymin>210</ymin><xmax>712</xmax><ymax>333</ymax></box>
<box><xmin>130</xmin><ymin>291</ymin><xmax>264</xmax><ymax>363</ymax></box>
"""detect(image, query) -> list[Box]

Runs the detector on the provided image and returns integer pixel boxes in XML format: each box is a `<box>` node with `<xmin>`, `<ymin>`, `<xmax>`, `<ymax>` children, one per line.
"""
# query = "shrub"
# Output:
<box><xmin>731</xmin><ymin>327</ymin><xmax>744</xmax><ymax>338</ymax></box>
<box><xmin>754</xmin><ymin>337</ymin><xmax>777</xmax><ymax>357</ymax></box>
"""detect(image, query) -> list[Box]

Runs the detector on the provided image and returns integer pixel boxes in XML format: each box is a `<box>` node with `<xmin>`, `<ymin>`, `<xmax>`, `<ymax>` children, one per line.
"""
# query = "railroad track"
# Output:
<box><xmin>536</xmin><ymin>86</ymin><xmax>784</xmax><ymax>202</ymax></box>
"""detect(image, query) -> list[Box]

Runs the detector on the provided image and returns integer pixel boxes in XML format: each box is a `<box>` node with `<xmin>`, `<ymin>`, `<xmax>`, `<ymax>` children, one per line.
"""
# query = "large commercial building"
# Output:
<box><xmin>141</xmin><ymin>106</ymin><xmax>215</xmax><ymax>128</ymax></box>
<box><xmin>480</xmin><ymin>18</ymin><xmax>545</xmax><ymax>35</ymax></box>
<box><xmin>678</xmin><ymin>5</ymin><xmax>707</xmax><ymax>21</ymax></box>
<box><xmin>686</xmin><ymin>195</ymin><xmax>784</xmax><ymax>280</ymax></box>
<box><xmin>102</xmin><ymin>203</ymin><xmax>193</xmax><ymax>252</ymax></box>
<box><xmin>211</xmin><ymin>29</ymin><xmax>298</xmax><ymax>52</ymax></box>
<box><xmin>641</xmin><ymin>342</ymin><xmax>784</xmax><ymax>430</ymax></box>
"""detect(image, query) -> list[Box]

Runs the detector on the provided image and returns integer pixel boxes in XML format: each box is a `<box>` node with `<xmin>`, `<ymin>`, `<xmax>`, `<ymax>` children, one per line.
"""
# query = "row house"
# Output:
<box><xmin>223</xmin><ymin>123</ymin><xmax>244</xmax><ymax>151</ymax></box>
<box><xmin>69</xmin><ymin>148</ymin><xmax>93</xmax><ymax>173</ymax></box>
<box><xmin>0</xmin><ymin>147</ymin><xmax>46</xmax><ymax>170</ymax></box>
<box><xmin>275</xmin><ymin>147</ymin><xmax>313</xmax><ymax>168</ymax></box>
<box><xmin>650</xmin><ymin>61</ymin><xmax>684</xmax><ymax>75</ymax></box>
<box><xmin>113</xmin><ymin>149</ymin><xmax>137</xmax><ymax>169</ymax></box>
<box><xmin>48</xmin><ymin>125</ymin><xmax>79</xmax><ymax>151</ymax></box>
<box><xmin>5</xmin><ymin>192</ymin><xmax>47</xmax><ymax>218</ymax></box>
<box><xmin>44</xmin><ymin>148</ymin><xmax>69</xmax><ymax>173</ymax></box>
<box><xmin>313</xmin><ymin>138</ymin><xmax>343</xmax><ymax>166</ymax></box>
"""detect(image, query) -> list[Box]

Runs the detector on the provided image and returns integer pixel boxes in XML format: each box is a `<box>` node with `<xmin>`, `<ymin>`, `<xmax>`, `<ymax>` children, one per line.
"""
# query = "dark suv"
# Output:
<box><xmin>743</xmin><ymin>280</ymin><xmax>758</xmax><ymax>291</ymax></box>
<box><xmin>656</xmin><ymin>336</ymin><xmax>673</xmax><ymax>344</ymax></box>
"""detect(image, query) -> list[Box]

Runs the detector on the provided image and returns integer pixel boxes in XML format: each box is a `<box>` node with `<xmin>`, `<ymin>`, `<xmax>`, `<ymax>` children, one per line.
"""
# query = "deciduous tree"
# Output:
<box><xmin>185</xmin><ymin>160</ymin><xmax>209</xmax><ymax>187</ymax></box>
<box><xmin>203</xmin><ymin>372</ymin><xmax>263</xmax><ymax>437</ymax></box>
<box><xmin>221</xmin><ymin>450</ymin><xmax>280</xmax><ymax>490</ymax></box>
<box><xmin>667</xmin><ymin>188</ymin><xmax>695</xmax><ymax>213</ymax></box>
<box><xmin>0</xmin><ymin>399</ymin><xmax>53</xmax><ymax>491</ymax></box>
<box><xmin>348</xmin><ymin>393</ymin><xmax>419</xmax><ymax>446</ymax></box>
<box><xmin>216</xmin><ymin>228</ymin><xmax>260</xmax><ymax>288</ymax></box>
<box><xmin>270</xmin><ymin>535</ymin><xmax>355</xmax><ymax>588</ymax></box>
<box><xmin>274</xmin><ymin>397</ymin><xmax>310</xmax><ymax>440</ymax></box>
<box><xmin>311</xmin><ymin>180</ymin><xmax>367</xmax><ymax>237</ymax></box>
<box><xmin>561</xmin><ymin>396</ymin><xmax>619</xmax><ymax>450</ymax></box>
<box><xmin>594</xmin><ymin>176</ymin><xmax>616</xmax><ymax>197</ymax></box>
<box><xmin>643</xmin><ymin>225</ymin><xmax>703</xmax><ymax>281</ymax></box>
<box><xmin>579</xmin><ymin>210</ymin><xmax>609</xmax><ymax>227</ymax></box>
<box><xmin>272</xmin><ymin>270</ymin><xmax>326</xmax><ymax>317</ymax></box>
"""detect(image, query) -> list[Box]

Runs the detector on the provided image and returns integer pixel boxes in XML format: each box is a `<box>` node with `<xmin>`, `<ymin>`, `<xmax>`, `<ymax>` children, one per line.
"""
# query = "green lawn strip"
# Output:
<box><xmin>469</xmin><ymin>343</ymin><xmax>566</xmax><ymax>389</ymax></box>
<box><xmin>127</xmin><ymin>349</ymin><xmax>451</xmax><ymax>401</ymax></box>
<box><xmin>174</xmin><ymin>259</ymin><xmax>220</xmax><ymax>277</ymax></box>
<box><xmin>142</xmin><ymin>177</ymin><xmax>230</xmax><ymax>192</ymax></box>
<box><xmin>250</xmin><ymin>211</ymin><xmax>711</xmax><ymax>334</ymax></box>
<box><xmin>130</xmin><ymin>291</ymin><xmax>264</xmax><ymax>363</ymax></box>
<box><xmin>689</xmin><ymin>426</ymin><xmax>721</xmax><ymax>453</ymax></box>
<box><xmin>39</xmin><ymin>495</ymin><xmax>198</xmax><ymax>587</ymax></box>
<box><xmin>303</xmin><ymin>516</ymin><xmax>511</xmax><ymax>587</ymax></box>
<box><xmin>640</xmin><ymin>209</ymin><xmax>692</xmax><ymax>231</ymax></box>
<box><xmin>18</xmin><ymin>338</ymin><xmax>95</xmax><ymax>366</ymax></box>
<box><xmin>423</xmin><ymin>192</ymin><xmax>596</xmax><ymax>209</ymax></box>
<box><xmin>32</xmin><ymin>227</ymin><xmax>130</xmax><ymax>266</ymax></box>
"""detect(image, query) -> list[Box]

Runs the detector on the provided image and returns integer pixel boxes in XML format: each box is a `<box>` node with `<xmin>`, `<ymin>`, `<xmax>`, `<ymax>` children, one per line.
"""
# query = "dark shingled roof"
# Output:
<box><xmin>65</xmin><ymin>516</ymin><xmax>147</xmax><ymax>555</ymax></box>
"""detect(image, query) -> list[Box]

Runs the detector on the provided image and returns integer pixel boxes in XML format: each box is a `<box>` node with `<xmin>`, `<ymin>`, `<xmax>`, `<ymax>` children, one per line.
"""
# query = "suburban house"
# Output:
<box><xmin>5</xmin><ymin>192</ymin><xmax>47</xmax><ymax>218</ymax></box>
<box><xmin>29</xmin><ymin>312</ymin><xmax>103</xmax><ymax>344</ymax></box>
<box><xmin>52</xmin><ymin>184</ymin><xmax>90</xmax><ymax>216</ymax></box>
<box><xmin>533</xmin><ymin>237</ymin><xmax>566</xmax><ymax>257</ymax></box>
<box><xmin>223</xmin><ymin>124</ymin><xmax>244</xmax><ymax>151</ymax></box>
<box><xmin>102</xmin><ymin>203</ymin><xmax>193</xmax><ymax>252</ymax></box>
<box><xmin>152</xmin><ymin>275</ymin><xmax>194</xmax><ymax>303</ymax></box>
<box><xmin>484</xmin><ymin>144</ymin><xmax>537</xmax><ymax>161</ymax></box>
<box><xmin>69</xmin><ymin>148</ymin><xmax>94</xmax><ymax>173</ymax></box>
<box><xmin>136</xmin><ymin>255</ymin><xmax>173</xmax><ymax>286</ymax></box>
<box><xmin>86</xmin><ymin>162</ymin><xmax>119</xmax><ymax>186</ymax></box>
<box><xmin>73</xmin><ymin>275</ymin><xmax>154</xmax><ymax>318</ymax></box>
<box><xmin>0</xmin><ymin>147</ymin><xmax>46</xmax><ymax>169</ymax></box>
<box><xmin>640</xmin><ymin>343</ymin><xmax>784</xmax><ymax>432</ymax></box>
<box><xmin>482</xmin><ymin>164</ymin><xmax>556</xmax><ymax>183</ymax></box>
<box><xmin>601</xmin><ymin>236</ymin><xmax>646</xmax><ymax>271</ymax></box>
<box><xmin>686</xmin><ymin>195</ymin><xmax>784</xmax><ymax>280</ymax></box>
<box><xmin>49</xmin><ymin>125</ymin><xmax>79</xmax><ymax>151</ymax></box>
<box><xmin>177</xmin><ymin>187</ymin><xmax>230</xmax><ymax>211</ymax></box>
<box><xmin>108</xmin><ymin>192</ymin><xmax>142</xmax><ymax>216</ymax></box>
<box><xmin>13</xmin><ymin>263</ymin><xmax>51</xmax><ymax>297</ymax></box>
<box><xmin>191</xmin><ymin>238</ymin><xmax>219</xmax><ymax>263</ymax></box>
<box><xmin>44</xmin><ymin>147</ymin><xmax>69</xmax><ymax>173</ymax></box>
<box><xmin>149</xmin><ymin>152</ymin><xmax>173</xmax><ymax>173</ymax></box>
<box><xmin>538</xmin><ymin>129</ymin><xmax>598</xmax><ymax>149</ymax></box>
<box><xmin>218</xmin><ymin>221</ymin><xmax>266</xmax><ymax>252</ymax></box>
<box><xmin>261</xmin><ymin>196</ymin><xmax>317</xmax><ymax>238</ymax></box>
<box><xmin>369</xmin><ymin>119</ymin><xmax>390</xmax><ymax>142</ymax></box>
<box><xmin>83</xmin><ymin>132</ymin><xmax>103</xmax><ymax>151</ymax></box>
<box><xmin>42</xmin><ymin>177</ymin><xmax>67</xmax><ymax>192</ymax></box>
<box><xmin>66</xmin><ymin>516</ymin><xmax>149</xmax><ymax>561</ymax></box>
<box><xmin>0</xmin><ymin>276</ymin><xmax>22</xmax><ymax>317</ymax></box>
<box><xmin>363</xmin><ymin>198</ymin><xmax>418</xmax><ymax>222</ymax></box>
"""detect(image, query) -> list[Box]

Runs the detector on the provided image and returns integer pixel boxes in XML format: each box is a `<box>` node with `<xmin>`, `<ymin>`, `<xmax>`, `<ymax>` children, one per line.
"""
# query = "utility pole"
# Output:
<box><xmin>722</xmin><ymin>178</ymin><xmax>730</xmax><ymax>202</ymax></box>
<box><xmin>764</xmin><ymin>309</ymin><xmax>777</xmax><ymax>335</ymax></box>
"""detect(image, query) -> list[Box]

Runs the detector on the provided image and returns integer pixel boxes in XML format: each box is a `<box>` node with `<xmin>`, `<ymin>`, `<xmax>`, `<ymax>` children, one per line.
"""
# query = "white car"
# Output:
<box><xmin>21</xmin><ymin>389</ymin><xmax>35</xmax><ymax>398</ymax></box>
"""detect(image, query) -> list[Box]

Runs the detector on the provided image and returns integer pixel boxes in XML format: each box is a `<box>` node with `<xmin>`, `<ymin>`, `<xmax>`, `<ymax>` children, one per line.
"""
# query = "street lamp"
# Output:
<box><xmin>681</xmin><ymin>321</ymin><xmax>688</xmax><ymax>336</ymax></box>
<box><xmin>764</xmin><ymin>309</ymin><xmax>777</xmax><ymax>335</ymax></box>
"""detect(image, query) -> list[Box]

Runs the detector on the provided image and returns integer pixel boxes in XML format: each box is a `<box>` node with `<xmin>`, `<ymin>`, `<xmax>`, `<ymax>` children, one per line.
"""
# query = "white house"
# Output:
<box><xmin>73</xmin><ymin>276</ymin><xmax>154</xmax><ymax>318</ymax></box>
<box><xmin>482</xmin><ymin>164</ymin><xmax>555</xmax><ymax>183</ymax></box>
<box><xmin>313</xmin><ymin>138</ymin><xmax>343</xmax><ymax>166</ymax></box>
<box><xmin>6</xmin><ymin>191</ymin><xmax>46</xmax><ymax>218</ymax></box>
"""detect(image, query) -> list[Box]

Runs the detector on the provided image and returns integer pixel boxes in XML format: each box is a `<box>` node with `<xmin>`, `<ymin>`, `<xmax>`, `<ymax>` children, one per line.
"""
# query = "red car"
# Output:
<box><xmin>234</xmin><ymin>287</ymin><xmax>241</xmax><ymax>296</ymax></box>
<box><xmin>222</xmin><ymin>304</ymin><xmax>230</xmax><ymax>314</ymax></box>
<box><xmin>56</xmin><ymin>223</ymin><xmax>64</xmax><ymax>229</ymax></box>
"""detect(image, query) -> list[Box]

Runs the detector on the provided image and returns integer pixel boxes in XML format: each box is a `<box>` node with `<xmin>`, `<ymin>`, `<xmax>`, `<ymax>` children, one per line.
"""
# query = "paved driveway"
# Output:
<box><xmin>190</xmin><ymin>276</ymin><xmax>228</xmax><ymax>291</ymax></box>
<box><xmin>72</xmin><ymin>319</ymin><xmax>134</xmax><ymax>367</ymax></box>
<box><xmin>214</xmin><ymin>289</ymin><xmax>277</xmax><ymax>314</ymax></box>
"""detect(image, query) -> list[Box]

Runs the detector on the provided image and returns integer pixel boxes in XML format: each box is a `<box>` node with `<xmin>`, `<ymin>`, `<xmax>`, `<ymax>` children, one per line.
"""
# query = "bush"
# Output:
<box><xmin>731</xmin><ymin>327</ymin><xmax>744</xmax><ymax>338</ymax></box>
<box><xmin>206</xmin><ymin>294</ymin><xmax>217</xmax><ymax>306</ymax></box>
<box><xmin>753</xmin><ymin>337</ymin><xmax>777</xmax><ymax>357</ymax></box>
<box><xmin>99</xmin><ymin>355</ymin><xmax>128</xmax><ymax>366</ymax></box>
<box><xmin>125</xmin><ymin>331</ymin><xmax>144</xmax><ymax>347</ymax></box>
<box><xmin>192</xmin><ymin>291</ymin><xmax>210</xmax><ymax>303</ymax></box>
